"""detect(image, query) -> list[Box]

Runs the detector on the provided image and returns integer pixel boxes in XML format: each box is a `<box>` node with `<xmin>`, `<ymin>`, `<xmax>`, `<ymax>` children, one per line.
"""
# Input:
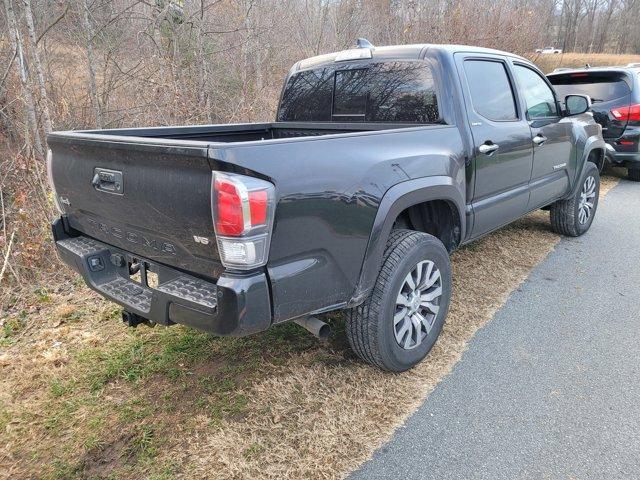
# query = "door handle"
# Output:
<box><xmin>92</xmin><ymin>168</ymin><xmax>124</xmax><ymax>194</ymax></box>
<box><xmin>478</xmin><ymin>143</ymin><xmax>499</xmax><ymax>155</ymax></box>
<box><xmin>533</xmin><ymin>134</ymin><xmax>547</xmax><ymax>146</ymax></box>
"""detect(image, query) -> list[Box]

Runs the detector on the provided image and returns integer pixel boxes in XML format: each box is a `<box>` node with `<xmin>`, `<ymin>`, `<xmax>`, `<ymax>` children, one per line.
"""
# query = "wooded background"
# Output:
<box><xmin>2</xmin><ymin>0</ymin><xmax>640</xmax><ymax>297</ymax></box>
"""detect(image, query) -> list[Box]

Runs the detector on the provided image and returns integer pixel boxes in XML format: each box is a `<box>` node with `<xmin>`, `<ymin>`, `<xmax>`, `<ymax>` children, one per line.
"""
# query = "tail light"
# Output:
<box><xmin>211</xmin><ymin>172</ymin><xmax>275</xmax><ymax>269</ymax></box>
<box><xmin>610</xmin><ymin>104</ymin><xmax>640</xmax><ymax>122</ymax></box>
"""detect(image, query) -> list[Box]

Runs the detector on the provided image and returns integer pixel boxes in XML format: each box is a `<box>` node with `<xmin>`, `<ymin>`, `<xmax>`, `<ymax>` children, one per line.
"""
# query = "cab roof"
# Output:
<box><xmin>293</xmin><ymin>43</ymin><xmax>528</xmax><ymax>72</ymax></box>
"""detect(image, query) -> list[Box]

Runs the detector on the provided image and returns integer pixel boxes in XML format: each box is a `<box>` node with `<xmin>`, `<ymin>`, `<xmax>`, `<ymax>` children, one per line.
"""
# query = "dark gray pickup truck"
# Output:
<box><xmin>48</xmin><ymin>42</ymin><xmax>605</xmax><ymax>371</ymax></box>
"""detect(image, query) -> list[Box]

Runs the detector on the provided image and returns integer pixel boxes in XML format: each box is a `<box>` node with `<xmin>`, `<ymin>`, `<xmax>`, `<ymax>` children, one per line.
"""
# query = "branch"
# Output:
<box><xmin>90</xmin><ymin>0</ymin><xmax>146</xmax><ymax>41</ymax></box>
<box><xmin>0</xmin><ymin>186</ymin><xmax>6</xmax><ymax>241</ymax></box>
<box><xmin>0</xmin><ymin>47</ymin><xmax>17</xmax><ymax>91</ymax></box>
<box><xmin>201</xmin><ymin>27</ymin><xmax>247</xmax><ymax>35</ymax></box>
<box><xmin>0</xmin><ymin>230</ymin><xmax>16</xmax><ymax>284</ymax></box>
<box><xmin>36</xmin><ymin>4</ymin><xmax>70</xmax><ymax>44</ymax></box>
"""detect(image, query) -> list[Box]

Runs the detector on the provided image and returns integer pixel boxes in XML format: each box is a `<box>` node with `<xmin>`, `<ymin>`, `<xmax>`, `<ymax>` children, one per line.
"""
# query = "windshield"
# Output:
<box><xmin>277</xmin><ymin>61</ymin><xmax>440</xmax><ymax>124</ymax></box>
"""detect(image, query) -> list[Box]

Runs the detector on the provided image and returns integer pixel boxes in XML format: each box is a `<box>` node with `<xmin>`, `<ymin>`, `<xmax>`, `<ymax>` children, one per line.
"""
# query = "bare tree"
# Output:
<box><xmin>22</xmin><ymin>0</ymin><xmax>52</xmax><ymax>134</ymax></box>
<box><xmin>3</xmin><ymin>0</ymin><xmax>44</xmax><ymax>157</ymax></box>
<box><xmin>78</xmin><ymin>0</ymin><xmax>103</xmax><ymax>127</ymax></box>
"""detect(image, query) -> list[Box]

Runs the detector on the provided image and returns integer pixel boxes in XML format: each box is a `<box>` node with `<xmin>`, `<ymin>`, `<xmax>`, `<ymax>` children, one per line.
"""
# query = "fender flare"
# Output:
<box><xmin>349</xmin><ymin>176</ymin><xmax>465</xmax><ymax>306</ymax></box>
<box><xmin>568</xmin><ymin>135</ymin><xmax>606</xmax><ymax>198</ymax></box>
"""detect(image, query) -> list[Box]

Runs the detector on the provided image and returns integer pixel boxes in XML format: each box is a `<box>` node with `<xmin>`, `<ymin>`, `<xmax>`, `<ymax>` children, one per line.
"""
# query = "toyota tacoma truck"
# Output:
<box><xmin>48</xmin><ymin>42</ymin><xmax>605</xmax><ymax>372</ymax></box>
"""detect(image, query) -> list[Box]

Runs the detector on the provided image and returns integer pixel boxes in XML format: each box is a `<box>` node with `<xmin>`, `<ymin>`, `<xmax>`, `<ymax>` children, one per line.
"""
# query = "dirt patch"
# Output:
<box><xmin>0</xmin><ymin>172</ymin><xmax>623</xmax><ymax>480</ymax></box>
<box><xmin>81</xmin><ymin>433</ymin><xmax>137</xmax><ymax>480</ymax></box>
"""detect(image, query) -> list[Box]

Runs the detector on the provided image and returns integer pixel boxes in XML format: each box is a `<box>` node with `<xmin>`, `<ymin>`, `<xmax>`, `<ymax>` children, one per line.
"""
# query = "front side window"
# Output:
<box><xmin>514</xmin><ymin>65</ymin><xmax>559</xmax><ymax>119</ymax></box>
<box><xmin>463</xmin><ymin>60</ymin><xmax>518</xmax><ymax>121</ymax></box>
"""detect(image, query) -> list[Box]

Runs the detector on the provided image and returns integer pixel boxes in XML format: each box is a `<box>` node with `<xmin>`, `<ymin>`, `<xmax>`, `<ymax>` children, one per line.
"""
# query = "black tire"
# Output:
<box><xmin>550</xmin><ymin>162</ymin><xmax>600</xmax><ymax>237</ymax></box>
<box><xmin>628</xmin><ymin>168</ymin><xmax>640</xmax><ymax>182</ymax></box>
<box><xmin>346</xmin><ymin>229</ymin><xmax>452</xmax><ymax>372</ymax></box>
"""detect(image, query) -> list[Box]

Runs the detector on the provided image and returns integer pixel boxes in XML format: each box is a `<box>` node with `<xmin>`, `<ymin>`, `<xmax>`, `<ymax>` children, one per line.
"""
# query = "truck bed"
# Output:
<box><xmin>47</xmin><ymin>121</ymin><xmax>442</xmax><ymax>283</ymax></box>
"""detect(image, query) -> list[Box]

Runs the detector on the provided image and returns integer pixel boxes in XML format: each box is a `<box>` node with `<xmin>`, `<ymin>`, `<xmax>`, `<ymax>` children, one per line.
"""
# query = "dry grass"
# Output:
<box><xmin>530</xmin><ymin>51</ymin><xmax>640</xmax><ymax>73</ymax></box>
<box><xmin>0</xmin><ymin>170</ymin><xmax>623</xmax><ymax>480</ymax></box>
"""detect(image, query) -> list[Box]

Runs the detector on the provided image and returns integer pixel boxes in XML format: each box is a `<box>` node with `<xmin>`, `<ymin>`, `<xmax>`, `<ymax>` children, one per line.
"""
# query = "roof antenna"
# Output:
<box><xmin>356</xmin><ymin>38</ymin><xmax>374</xmax><ymax>49</ymax></box>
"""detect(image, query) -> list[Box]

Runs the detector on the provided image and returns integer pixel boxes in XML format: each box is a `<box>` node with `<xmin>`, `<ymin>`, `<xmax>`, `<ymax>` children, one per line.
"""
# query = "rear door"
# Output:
<box><xmin>549</xmin><ymin>71</ymin><xmax>632</xmax><ymax>140</ymax></box>
<box><xmin>512</xmin><ymin>63</ymin><xmax>573</xmax><ymax>209</ymax></box>
<box><xmin>455</xmin><ymin>54</ymin><xmax>534</xmax><ymax>236</ymax></box>
<box><xmin>48</xmin><ymin>135</ymin><xmax>224</xmax><ymax>280</ymax></box>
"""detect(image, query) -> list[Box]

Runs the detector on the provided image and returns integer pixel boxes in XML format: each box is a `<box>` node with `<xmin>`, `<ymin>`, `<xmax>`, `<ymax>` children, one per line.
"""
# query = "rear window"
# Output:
<box><xmin>549</xmin><ymin>73</ymin><xmax>631</xmax><ymax>103</ymax></box>
<box><xmin>277</xmin><ymin>61</ymin><xmax>440</xmax><ymax>123</ymax></box>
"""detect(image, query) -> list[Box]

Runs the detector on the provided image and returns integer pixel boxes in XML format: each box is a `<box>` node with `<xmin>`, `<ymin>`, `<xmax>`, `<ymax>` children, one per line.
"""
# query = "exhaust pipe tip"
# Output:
<box><xmin>294</xmin><ymin>316</ymin><xmax>330</xmax><ymax>341</ymax></box>
<box><xmin>316</xmin><ymin>322</ymin><xmax>330</xmax><ymax>341</ymax></box>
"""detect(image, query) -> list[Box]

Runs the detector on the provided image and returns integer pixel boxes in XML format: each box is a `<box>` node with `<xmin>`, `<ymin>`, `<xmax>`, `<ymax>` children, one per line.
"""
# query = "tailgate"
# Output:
<box><xmin>48</xmin><ymin>133</ymin><xmax>223</xmax><ymax>280</ymax></box>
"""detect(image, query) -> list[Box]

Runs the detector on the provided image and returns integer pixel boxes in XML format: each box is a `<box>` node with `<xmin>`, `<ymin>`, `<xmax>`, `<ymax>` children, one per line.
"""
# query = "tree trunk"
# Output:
<box><xmin>151</xmin><ymin>2</ymin><xmax>171</xmax><ymax>123</ymax></box>
<box><xmin>196</xmin><ymin>0</ymin><xmax>212</xmax><ymax>123</ymax></box>
<box><xmin>22</xmin><ymin>0</ymin><xmax>53</xmax><ymax>134</ymax></box>
<box><xmin>596</xmin><ymin>0</ymin><xmax>616</xmax><ymax>52</ymax></box>
<box><xmin>78</xmin><ymin>0</ymin><xmax>102</xmax><ymax>128</ymax></box>
<box><xmin>3</xmin><ymin>0</ymin><xmax>44</xmax><ymax>158</ymax></box>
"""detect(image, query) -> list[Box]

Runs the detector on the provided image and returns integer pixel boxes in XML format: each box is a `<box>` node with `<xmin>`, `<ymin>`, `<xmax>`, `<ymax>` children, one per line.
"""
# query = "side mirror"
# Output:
<box><xmin>565</xmin><ymin>94</ymin><xmax>591</xmax><ymax>116</ymax></box>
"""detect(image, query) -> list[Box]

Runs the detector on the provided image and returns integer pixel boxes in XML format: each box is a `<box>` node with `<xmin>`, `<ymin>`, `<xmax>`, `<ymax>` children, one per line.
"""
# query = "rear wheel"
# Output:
<box><xmin>628</xmin><ymin>168</ymin><xmax>640</xmax><ymax>182</ymax></box>
<box><xmin>550</xmin><ymin>162</ymin><xmax>600</xmax><ymax>237</ymax></box>
<box><xmin>346</xmin><ymin>229</ymin><xmax>452</xmax><ymax>372</ymax></box>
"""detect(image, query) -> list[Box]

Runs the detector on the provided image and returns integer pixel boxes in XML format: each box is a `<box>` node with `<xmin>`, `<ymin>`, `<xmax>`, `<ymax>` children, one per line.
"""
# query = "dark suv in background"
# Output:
<box><xmin>548</xmin><ymin>65</ymin><xmax>640</xmax><ymax>181</ymax></box>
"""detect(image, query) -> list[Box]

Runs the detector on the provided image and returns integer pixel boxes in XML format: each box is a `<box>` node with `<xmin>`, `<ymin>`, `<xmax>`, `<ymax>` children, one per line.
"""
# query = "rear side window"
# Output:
<box><xmin>549</xmin><ymin>73</ymin><xmax>631</xmax><ymax>103</ymax></box>
<box><xmin>463</xmin><ymin>60</ymin><xmax>517</xmax><ymax>121</ymax></box>
<box><xmin>513</xmin><ymin>65</ymin><xmax>558</xmax><ymax>118</ymax></box>
<box><xmin>278</xmin><ymin>61</ymin><xmax>440</xmax><ymax>123</ymax></box>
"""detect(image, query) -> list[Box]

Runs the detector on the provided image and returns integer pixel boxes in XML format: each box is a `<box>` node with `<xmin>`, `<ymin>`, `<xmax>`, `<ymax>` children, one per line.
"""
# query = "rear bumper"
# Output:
<box><xmin>605</xmin><ymin>146</ymin><xmax>640</xmax><ymax>168</ymax></box>
<box><xmin>605</xmin><ymin>128</ymin><xmax>640</xmax><ymax>168</ymax></box>
<box><xmin>52</xmin><ymin>217</ymin><xmax>272</xmax><ymax>336</ymax></box>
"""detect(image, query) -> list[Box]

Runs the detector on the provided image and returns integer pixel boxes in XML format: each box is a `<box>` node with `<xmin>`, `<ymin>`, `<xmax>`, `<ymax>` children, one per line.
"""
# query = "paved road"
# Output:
<box><xmin>351</xmin><ymin>179</ymin><xmax>640</xmax><ymax>480</ymax></box>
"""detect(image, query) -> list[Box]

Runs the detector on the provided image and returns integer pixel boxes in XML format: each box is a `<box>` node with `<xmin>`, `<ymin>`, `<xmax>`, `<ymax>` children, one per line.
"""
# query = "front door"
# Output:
<box><xmin>511</xmin><ymin>63</ymin><xmax>574</xmax><ymax>209</ymax></box>
<box><xmin>456</xmin><ymin>55</ymin><xmax>534</xmax><ymax>236</ymax></box>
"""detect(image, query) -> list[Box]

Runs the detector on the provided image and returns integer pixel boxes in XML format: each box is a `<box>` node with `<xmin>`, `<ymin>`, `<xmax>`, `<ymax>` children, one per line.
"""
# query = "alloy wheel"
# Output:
<box><xmin>394</xmin><ymin>260</ymin><xmax>442</xmax><ymax>350</ymax></box>
<box><xmin>578</xmin><ymin>175</ymin><xmax>596</xmax><ymax>225</ymax></box>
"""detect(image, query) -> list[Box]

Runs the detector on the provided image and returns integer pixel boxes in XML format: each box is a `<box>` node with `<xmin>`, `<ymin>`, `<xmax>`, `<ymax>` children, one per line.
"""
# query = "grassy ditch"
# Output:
<box><xmin>0</xmin><ymin>172</ymin><xmax>622</xmax><ymax>480</ymax></box>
